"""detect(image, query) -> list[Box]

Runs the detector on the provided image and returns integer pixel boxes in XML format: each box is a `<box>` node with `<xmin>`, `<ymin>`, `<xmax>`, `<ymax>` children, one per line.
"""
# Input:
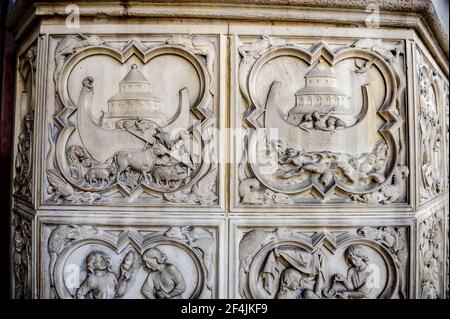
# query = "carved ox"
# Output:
<box><xmin>114</xmin><ymin>149</ymin><xmax>157</xmax><ymax>184</ymax></box>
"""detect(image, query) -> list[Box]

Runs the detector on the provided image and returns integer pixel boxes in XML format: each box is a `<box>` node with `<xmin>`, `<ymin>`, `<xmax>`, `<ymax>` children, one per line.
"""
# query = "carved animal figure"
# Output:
<box><xmin>114</xmin><ymin>148</ymin><xmax>157</xmax><ymax>184</ymax></box>
<box><xmin>238</xmin><ymin>229</ymin><xmax>277</xmax><ymax>298</ymax></box>
<box><xmin>47</xmin><ymin>169</ymin><xmax>100</xmax><ymax>203</ymax></box>
<box><xmin>239</xmin><ymin>177</ymin><xmax>292</xmax><ymax>204</ymax></box>
<box><xmin>54</xmin><ymin>35</ymin><xmax>104</xmax><ymax>85</ymax></box>
<box><xmin>351</xmin><ymin>165</ymin><xmax>409</xmax><ymax>204</ymax></box>
<box><xmin>166</xmin><ymin>35</ymin><xmax>215</xmax><ymax>92</ymax></box>
<box><xmin>239</xmin><ymin>178</ymin><xmax>264</xmax><ymax>204</ymax></box>
<box><xmin>85</xmin><ymin>165</ymin><xmax>114</xmax><ymax>186</ymax></box>
<box><xmin>191</xmin><ymin>167</ymin><xmax>217</xmax><ymax>205</ymax></box>
<box><xmin>164</xmin><ymin>226</ymin><xmax>214</xmax><ymax>290</ymax></box>
<box><xmin>238</xmin><ymin>35</ymin><xmax>288</xmax><ymax>58</ymax></box>
<box><xmin>351</xmin><ymin>39</ymin><xmax>401</xmax><ymax>64</ymax></box>
<box><xmin>152</xmin><ymin>165</ymin><xmax>187</xmax><ymax>187</ymax></box>
<box><xmin>358</xmin><ymin>227</ymin><xmax>403</xmax><ymax>252</ymax></box>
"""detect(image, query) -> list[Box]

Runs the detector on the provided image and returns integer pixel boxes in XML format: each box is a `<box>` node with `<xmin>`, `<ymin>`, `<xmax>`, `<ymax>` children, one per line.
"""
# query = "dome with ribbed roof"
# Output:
<box><xmin>102</xmin><ymin>64</ymin><xmax>167</xmax><ymax>127</ymax></box>
<box><xmin>291</xmin><ymin>58</ymin><xmax>350</xmax><ymax>115</ymax></box>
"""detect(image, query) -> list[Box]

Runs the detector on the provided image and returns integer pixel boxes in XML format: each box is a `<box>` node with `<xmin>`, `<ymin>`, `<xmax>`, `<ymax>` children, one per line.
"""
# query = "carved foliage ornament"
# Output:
<box><xmin>47</xmin><ymin>35</ymin><xmax>217</xmax><ymax>205</ymax></box>
<box><xmin>47</xmin><ymin>224</ymin><xmax>215</xmax><ymax>299</ymax></box>
<box><xmin>416</xmin><ymin>49</ymin><xmax>445</xmax><ymax>202</ymax></box>
<box><xmin>14</xmin><ymin>44</ymin><xmax>37</xmax><ymax>202</ymax></box>
<box><xmin>419</xmin><ymin>211</ymin><xmax>444</xmax><ymax>299</ymax></box>
<box><xmin>238</xmin><ymin>37</ymin><xmax>407</xmax><ymax>204</ymax></box>
<box><xmin>238</xmin><ymin>226</ymin><xmax>408</xmax><ymax>299</ymax></box>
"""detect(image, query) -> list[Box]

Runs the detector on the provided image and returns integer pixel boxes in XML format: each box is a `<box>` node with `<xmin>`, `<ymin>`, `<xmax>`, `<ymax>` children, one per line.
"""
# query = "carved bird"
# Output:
<box><xmin>192</xmin><ymin>167</ymin><xmax>217</xmax><ymax>205</ymax></box>
<box><xmin>47</xmin><ymin>169</ymin><xmax>75</xmax><ymax>201</ymax></box>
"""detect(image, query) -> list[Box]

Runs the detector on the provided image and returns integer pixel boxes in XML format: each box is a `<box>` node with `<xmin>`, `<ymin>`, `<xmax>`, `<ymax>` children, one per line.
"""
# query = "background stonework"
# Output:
<box><xmin>3</xmin><ymin>0</ymin><xmax>449</xmax><ymax>299</ymax></box>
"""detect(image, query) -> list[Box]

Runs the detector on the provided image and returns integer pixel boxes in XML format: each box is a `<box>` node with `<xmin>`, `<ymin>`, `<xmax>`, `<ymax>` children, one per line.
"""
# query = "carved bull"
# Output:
<box><xmin>114</xmin><ymin>149</ymin><xmax>157</xmax><ymax>184</ymax></box>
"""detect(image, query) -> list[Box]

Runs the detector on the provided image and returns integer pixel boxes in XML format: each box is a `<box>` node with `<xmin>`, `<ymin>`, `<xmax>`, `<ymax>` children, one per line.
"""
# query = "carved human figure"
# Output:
<box><xmin>141</xmin><ymin>247</ymin><xmax>186</xmax><ymax>299</ymax></box>
<box><xmin>328</xmin><ymin>245</ymin><xmax>375</xmax><ymax>299</ymax></box>
<box><xmin>76</xmin><ymin>251</ymin><xmax>133</xmax><ymax>299</ymax></box>
<box><xmin>14</xmin><ymin>112</ymin><xmax>33</xmax><ymax>199</ymax></box>
<box><xmin>260</xmin><ymin>246</ymin><xmax>325</xmax><ymax>299</ymax></box>
<box><xmin>275</xmin><ymin>268</ymin><xmax>320</xmax><ymax>299</ymax></box>
<box><xmin>334</xmin><ymin>140</ymin><xmax>387</xmax><ymax>184</ymax></box>
<box><xmin>275</xmin><ymin>268</ymin><xmax>303</xmax><ymax>299</ymax></box>
<box><xmin>13</xmin><ymin>226</ymin><xmax>29</xmax><ymax>299</ymax></box>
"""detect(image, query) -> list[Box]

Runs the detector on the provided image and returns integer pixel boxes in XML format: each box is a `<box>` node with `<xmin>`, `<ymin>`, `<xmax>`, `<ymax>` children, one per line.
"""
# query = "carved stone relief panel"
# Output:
<box><xmin>39</xmin><ymin>218</ymin><xmax>222</xmax><ymax>299</ymax></box>
<box><xmin>233</xmin><ymin>222</ymin><xmax>410</xmax><ymax>299</ymax></box>
<box><xmin>13</xmin><ymin>43</ymin><xmax>38</xmax><ymax>204</ymax></box>
<box><xmin>233</xmin><ymin>36</ymin><xmax>409</xmax><ymax>209</ymax></box>
<box><xmin>11</xmin><ymin>210</ymin><xmax>33</xmax><ymax>299</ymax></box>
<box><xmin>417</xmin><ymin>207</ymin><xmax>445</xmax><ymax>299</ymax></box>
<box><xmin>444</xmin><ymin>83</ymin><xmax>449</xmax><ymax>192</ymax></box>
<box><xmin>415</xmin><ymin>48</ymin><xmax>446</xmax><ymax>204</ymax></box>
<box><xmin>43</xmin><ymin>34</ymin><xmax>220</xmax><ymax>208</ymax></box>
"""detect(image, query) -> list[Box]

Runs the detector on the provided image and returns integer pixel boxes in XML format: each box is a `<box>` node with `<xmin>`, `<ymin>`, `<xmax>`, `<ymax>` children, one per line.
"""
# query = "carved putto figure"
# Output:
<box><xmin>76</xmin><ymin>251</ymin><xmax>134</xmax><ymax>299</ymax></box>
<box><xmin>141</xmin><ymin>247</ymin><xmax>186</xmax><ymax>299</ymax></box>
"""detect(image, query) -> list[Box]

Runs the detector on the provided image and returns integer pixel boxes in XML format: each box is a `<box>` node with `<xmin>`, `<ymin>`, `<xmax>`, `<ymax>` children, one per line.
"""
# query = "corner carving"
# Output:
<box><xmin>14</xmin><ymin>44</ymin><xmax>37</xmax><ymax>203</ymax></box>
<box><xmin>419</xmin><ymin>210</ymin><xmax>444</xmax><ymax>299</ymax></box>
<box><xmin>12</xmin><ymin>212</ymin><xmax>32</xmax><ymax>299</ymax></box>
<box><xmin>416</xmin><ymin>49</ymin><xmax>445</xmax><ymax>202</ymax></box>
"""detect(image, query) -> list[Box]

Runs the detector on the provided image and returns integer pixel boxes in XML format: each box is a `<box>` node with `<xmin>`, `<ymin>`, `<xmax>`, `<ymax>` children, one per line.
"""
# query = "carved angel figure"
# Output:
<box><xmin>141</xmin><ymin>247</ymin><xmax>186</xmax><ymax>299</ymax></box>
<box><xmin>76</xmin><ymin>251</ymin><xmax>134</xmax><ymax>299</ymax></box>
